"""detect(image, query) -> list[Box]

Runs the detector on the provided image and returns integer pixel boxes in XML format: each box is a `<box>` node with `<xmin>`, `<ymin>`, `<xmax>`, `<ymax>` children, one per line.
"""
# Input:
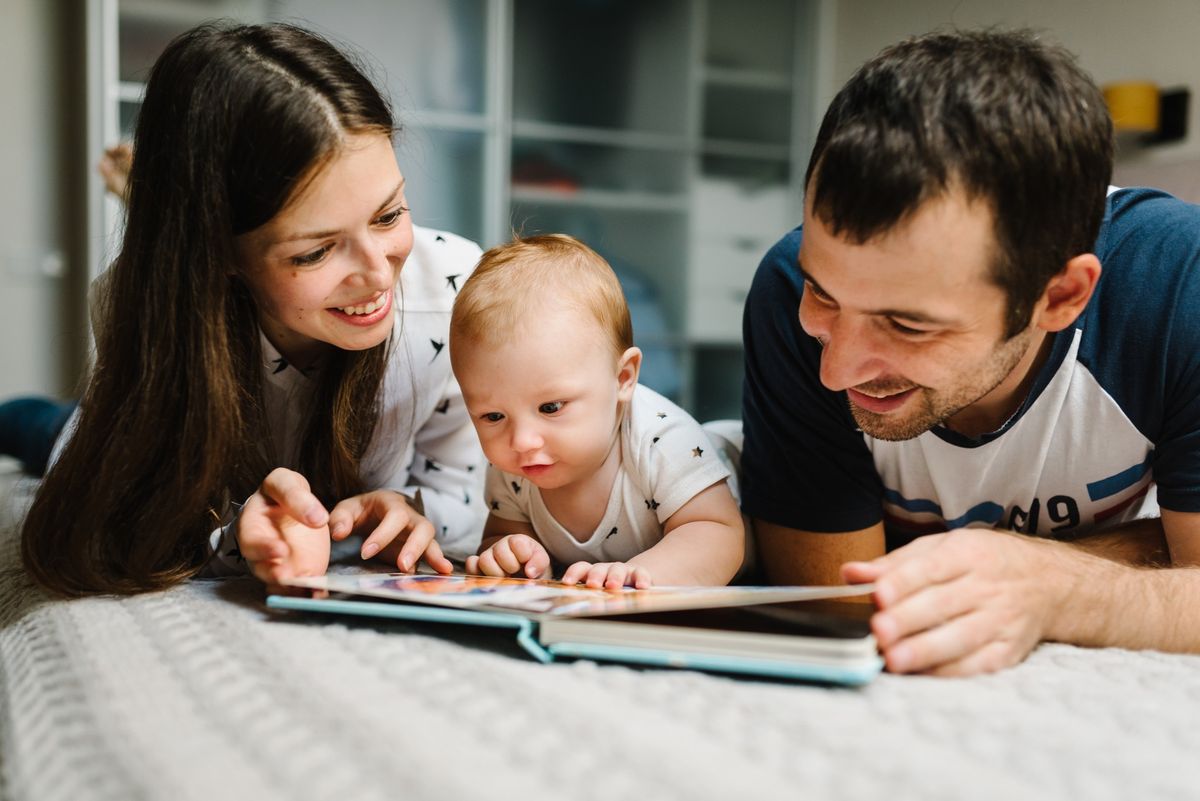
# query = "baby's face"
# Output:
<box><xmin>453</xmin><ymin>308</ymin><xmax>636</xmax><ymax>492</ymax></box>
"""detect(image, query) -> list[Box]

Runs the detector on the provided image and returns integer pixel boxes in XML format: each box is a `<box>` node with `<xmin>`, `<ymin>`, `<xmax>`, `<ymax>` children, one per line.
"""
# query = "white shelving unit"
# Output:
<box><xmin>88</xmin><ymin>0</ymin><xmax>817</xmax><ymax>421</ymax></box>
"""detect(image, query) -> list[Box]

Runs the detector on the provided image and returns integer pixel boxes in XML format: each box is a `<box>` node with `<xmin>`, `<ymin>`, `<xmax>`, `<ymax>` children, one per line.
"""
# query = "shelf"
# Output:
<box><xmin>116</xmin><ymin>81</ymin><xmax>145</xmax><ymax>103</ymax></box>
<box><xmin>701</xmin><ymin>139</ymin><xmax>791</xmax><ymax>161</ymax></box>
<box><xmin>510</xmin><ymin>185</ymin><xmax>688</xmax><ymax>213</ymax></box>
<box><xmin>119</xmin><ymin>0</ymin><xmax>247</xmax><ymax>25</ymax></box>
<box><xmin>406</xmin><ymin>110</ymin><xmax>489</xmax><ymax>134</ymax></box>
<box><xmin>703</xmin><ymin>66</ymin><xmax>791</xmax><ymax>91</ymax></box>
<box><xmin>512</xmin><ymin>121</ymin><xmax>688</xmax><ymax>152</ymax></box>
<box><xmin>687</xmin><ymin>335</ymin><xmax>745</xmax><ymax>348</ymax></box>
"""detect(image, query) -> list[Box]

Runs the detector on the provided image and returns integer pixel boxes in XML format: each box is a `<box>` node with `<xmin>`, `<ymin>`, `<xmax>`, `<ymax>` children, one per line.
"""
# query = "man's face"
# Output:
<box><xmin>797</xmin><ymin>188</ymin><xmax>1041</xmax><ymax>441</ymax></box>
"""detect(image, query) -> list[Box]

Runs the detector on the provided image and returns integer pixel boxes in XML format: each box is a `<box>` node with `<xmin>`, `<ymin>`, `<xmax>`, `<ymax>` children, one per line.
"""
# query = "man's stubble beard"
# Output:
<box><xmin>849</xmin><ymin>327</ymin><xmax>1035</xmax><ymax>442</ymax></box>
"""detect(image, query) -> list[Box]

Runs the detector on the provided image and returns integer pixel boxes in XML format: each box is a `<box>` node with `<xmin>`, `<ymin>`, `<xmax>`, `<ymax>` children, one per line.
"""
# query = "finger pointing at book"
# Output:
<box><xmin>238</xmin><ymin>467</ymin><xmax>331</xmax><ymax>591</ymax></box>
<box><xmin>329</xmin><ymin>490</ymin><xmax>453</xmax><ymax>574</ymax></box>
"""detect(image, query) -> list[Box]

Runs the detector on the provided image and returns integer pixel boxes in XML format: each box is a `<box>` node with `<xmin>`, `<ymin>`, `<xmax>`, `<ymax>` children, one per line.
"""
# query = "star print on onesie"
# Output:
<box><xmin>484</xmin><ymin>384</ymin><xmax>730</xmax><ymax>565</ymax></box>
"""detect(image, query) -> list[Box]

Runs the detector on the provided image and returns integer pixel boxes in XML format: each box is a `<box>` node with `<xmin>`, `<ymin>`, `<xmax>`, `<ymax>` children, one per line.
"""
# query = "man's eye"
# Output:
<box><xmin>539</xmin><ymin>401</ymin><xmax>565</xmax><ymax>414</ymax></box>
<box><xmin>291</xmin><ymin>245</ymin><xmax>331</xmax><ymax>267</ymax></box>
<box><xmin>482</xmin><ymin>412</ymin><xmax>504</xmax><ymax>423</ymax></box>
<box><xmin>889</xmin><ymin>318</ymin><xmax>929</xmax><ymax>336</ymax></box>
<box><xmin>805</xmin><ymin>281</ymin><xmax>834</xmax><ymax>303</ymax></box>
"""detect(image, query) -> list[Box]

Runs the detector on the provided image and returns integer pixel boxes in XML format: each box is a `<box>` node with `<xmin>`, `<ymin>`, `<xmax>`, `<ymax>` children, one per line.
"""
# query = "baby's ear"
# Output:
<box><xmin>616</xmin><ymin>347</ymin><xmax>642</xmax><ymax>400</ymax></box>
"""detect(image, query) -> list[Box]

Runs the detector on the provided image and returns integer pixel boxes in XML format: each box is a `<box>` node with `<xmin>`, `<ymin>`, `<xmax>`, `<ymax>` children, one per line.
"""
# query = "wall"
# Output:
<box><xmin>0</xmin><ymin>2</ymin><xmax>83</xmax><ymax>398</ymax></box>
<box><xmin>821</xmin><ymin>0</ymin><xmax>1200</xmax><ymax>200</ymax></box>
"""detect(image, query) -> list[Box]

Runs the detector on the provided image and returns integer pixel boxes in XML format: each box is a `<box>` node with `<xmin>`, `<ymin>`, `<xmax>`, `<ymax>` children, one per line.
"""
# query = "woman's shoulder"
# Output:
<box><xmin>399</xmin><ymin>226</ymin><xmax>484</xmax><ymax>313</ymax></box>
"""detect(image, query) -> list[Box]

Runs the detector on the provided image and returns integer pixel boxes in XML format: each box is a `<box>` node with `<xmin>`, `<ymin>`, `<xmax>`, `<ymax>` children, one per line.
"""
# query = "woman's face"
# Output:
<box><xmin>234</xmin><ymin>133</ymin><xmax>413</xmax><ymax>367</ymax></box>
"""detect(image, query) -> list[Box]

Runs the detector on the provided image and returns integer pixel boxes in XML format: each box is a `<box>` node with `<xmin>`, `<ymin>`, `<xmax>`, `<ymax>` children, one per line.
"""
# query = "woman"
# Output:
<box><xmin>21</xmin><ymin>22</ymin><xmax>486</xmax><ymax>596</ymax></box>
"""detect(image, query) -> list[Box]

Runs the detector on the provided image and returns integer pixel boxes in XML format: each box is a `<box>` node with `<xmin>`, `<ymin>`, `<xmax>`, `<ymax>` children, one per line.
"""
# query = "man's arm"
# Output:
<box><xmin>1066</xmin><ymin>516</ymin><xmax>1169</xmax><ymax>566</ymax></box>
<box><xmin>755</xmin><ymin>519</ymin><xmax>885</xmax><ymax>586</ymax></box>
<box><xmin>843</xmin><ymin>510</ymin><xmax>1200</xmax><ymax>675</ymax></box>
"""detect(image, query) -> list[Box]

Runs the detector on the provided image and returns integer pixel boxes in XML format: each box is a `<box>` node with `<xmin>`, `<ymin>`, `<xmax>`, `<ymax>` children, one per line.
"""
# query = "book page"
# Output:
<box><xmin>284</xmin><ymin>573</ymin><xmax>873</xmax><ymax>617</ymax></box>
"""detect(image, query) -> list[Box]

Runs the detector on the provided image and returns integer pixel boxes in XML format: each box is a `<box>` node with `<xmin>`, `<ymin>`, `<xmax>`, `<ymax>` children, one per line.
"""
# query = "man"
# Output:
<box><xmin>741</xmin><ymin>29</ymin><xmax>1200</xmax><ymax>676</ymax></box>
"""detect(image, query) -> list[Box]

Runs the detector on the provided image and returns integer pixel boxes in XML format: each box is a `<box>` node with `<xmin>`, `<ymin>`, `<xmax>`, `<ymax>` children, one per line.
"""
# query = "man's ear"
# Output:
<box><xmin>1035</xmin><ymin>253</ymin><xmax>1101</xmax><ymax>332</ymax></box>
<box><xmin>616</xmin><ymin>347</ymin><xmax>642</xmax><ymax>401</ymax></box>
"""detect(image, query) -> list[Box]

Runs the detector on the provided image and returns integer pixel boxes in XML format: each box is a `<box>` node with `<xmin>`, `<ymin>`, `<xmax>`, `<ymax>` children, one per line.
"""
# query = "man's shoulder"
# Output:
<box><xmin>1086</xmin><ymin>187</ymin><xmax>1200</xmax><ymax>342</ymax></box>
<box><xmin>1097</xmin><ymin>188</ymin><xmax>1200</xmax><ymax>279</ymax></box>
<box><xmin>749</xmin><ymin>225</ymin><xmax>805</xmax><ymax>296</ymax></box>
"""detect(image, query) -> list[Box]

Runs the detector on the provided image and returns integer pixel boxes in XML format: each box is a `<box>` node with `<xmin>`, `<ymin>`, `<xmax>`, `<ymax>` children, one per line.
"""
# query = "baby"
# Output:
<box><xmin>449</xmin><ymin>234</ymin><xmax>744</xmax><ymax>589</ymax></box>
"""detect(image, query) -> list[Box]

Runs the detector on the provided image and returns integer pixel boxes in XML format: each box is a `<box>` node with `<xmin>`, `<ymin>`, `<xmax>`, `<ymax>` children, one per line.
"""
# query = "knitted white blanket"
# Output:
<box><xmin>3</xmin><ymin>466</ymin><xmax>1199</xmax><ymax>801</ymax></box>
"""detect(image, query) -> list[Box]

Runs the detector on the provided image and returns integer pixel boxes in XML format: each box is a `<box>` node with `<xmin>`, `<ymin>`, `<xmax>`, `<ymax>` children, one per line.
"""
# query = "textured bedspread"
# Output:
<box><xmin>3</xmin><ymin>467</ymin><xmax>1199</xmax><ymax>801</ymax></box>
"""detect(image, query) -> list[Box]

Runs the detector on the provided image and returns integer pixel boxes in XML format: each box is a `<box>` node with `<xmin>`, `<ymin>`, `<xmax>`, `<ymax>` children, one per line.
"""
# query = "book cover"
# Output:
<box><xmin>270</xmin><ymin>573</ymin><xmax>884</xmax><ymax>684</ymax></box>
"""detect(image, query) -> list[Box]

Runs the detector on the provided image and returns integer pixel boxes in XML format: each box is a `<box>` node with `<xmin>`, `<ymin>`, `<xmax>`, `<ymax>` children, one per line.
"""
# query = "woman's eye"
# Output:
<box><xmin>539</xmin><ymin>401</ymin><xmax>565</xmax><ymax>415</ymax></box>
<box><xmin>291</xmin><ymin>245</ymin><xmax>331</xmax><ymax>267</ymax></box>
<box><xmin>483</xmin><ymin>412</ymin><xmax>504</xmax><ymax>423</ymax></box>
<box><xmin>375</xmin><ymin>205</ymin><xmax>408</xmax><ymax>227</ymax></box>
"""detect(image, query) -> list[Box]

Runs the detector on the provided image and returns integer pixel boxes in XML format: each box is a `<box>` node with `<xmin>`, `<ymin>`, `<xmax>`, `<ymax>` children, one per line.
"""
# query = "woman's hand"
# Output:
<box><xmin>238</xmin><ymin>467</ymin><xmax>332</xmax><ymax>593</ymax></box>
<box><xmin>329</xmin><ymin>490</ymin><xmax>453</xmax><ymax>574</ymax></box>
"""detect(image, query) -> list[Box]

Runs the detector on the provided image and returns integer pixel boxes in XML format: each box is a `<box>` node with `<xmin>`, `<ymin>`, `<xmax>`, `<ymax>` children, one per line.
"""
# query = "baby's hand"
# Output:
<box><xmin>238</xmin><ymin>467</ymin><xmax>332</xmax><ymax>594</ymax></box>
<box><xmin>465</xmin><ymin>534</ymin><xmax>550</xmax><ymax>579</ymax></box>
<box><xmin>561</xmin><ymin>561</ymin><xmax>652</xmax><ymax>590</ymax></box>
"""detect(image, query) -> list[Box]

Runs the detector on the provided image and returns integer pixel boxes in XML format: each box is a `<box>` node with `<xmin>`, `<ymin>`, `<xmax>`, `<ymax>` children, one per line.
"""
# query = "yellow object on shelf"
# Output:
<box><xmin>1103</xmin><ymin>81</ymin><xmax>1160</xmax><ymax>133</ymax></box>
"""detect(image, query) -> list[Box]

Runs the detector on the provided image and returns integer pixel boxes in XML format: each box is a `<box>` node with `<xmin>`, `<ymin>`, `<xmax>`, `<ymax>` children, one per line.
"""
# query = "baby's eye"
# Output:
<box><xmin>482</xmin><ymin>412</ymin><xmax>504</xmax><ymax>423</ymax></box>
<box><xmin>539</xmin><ymin>401</ymin><xmax>565</xmax><ymax>415</ymax></box>
<box><xmin>291</xmin><ymin>245</ymin><xmax>332</xmax><ymax>267</ymax></box>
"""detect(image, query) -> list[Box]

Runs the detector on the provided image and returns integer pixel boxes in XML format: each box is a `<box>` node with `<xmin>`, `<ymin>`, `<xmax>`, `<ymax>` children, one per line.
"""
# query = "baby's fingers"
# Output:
<box><xmin>627</xmin><ymin>566</ymin><xmax>652</xmax><ymax>589</ymax></box>
<box><xmin>561</xmin><ymin>561</ymin><xmax>593</xmax><ymax>586</ymax></box>
<box><xmin>474</xmin><ymin>547</ymin><xmax>513</xmax><ymax>577</ymax></box>
<box><xmin>509</xmin><ymin>538</ymin><xmax>550</xmax><ymax>579</ymax></box>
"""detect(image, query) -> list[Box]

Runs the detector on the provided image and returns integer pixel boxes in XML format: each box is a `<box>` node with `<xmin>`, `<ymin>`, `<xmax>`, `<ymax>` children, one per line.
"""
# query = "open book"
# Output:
<box><xmin>268</xmin><ymin>573</ymin><xmax>884</xmax><ymax>685</ymax></box>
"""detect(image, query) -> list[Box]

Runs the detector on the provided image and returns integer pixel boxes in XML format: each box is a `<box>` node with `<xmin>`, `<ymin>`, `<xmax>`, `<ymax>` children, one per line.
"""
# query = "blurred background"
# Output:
<box><xmin>4</xmin><ymin>0</ymin><xmax>1199</xmax><ymax>422</ymax></box>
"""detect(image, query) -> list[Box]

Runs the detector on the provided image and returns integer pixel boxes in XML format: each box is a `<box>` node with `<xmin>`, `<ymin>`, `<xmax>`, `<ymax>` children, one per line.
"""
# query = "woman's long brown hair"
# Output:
<box><xmin>22</xmin><ymin>23</ymin><xmax>396</xmax><ymax>596</ymax></box>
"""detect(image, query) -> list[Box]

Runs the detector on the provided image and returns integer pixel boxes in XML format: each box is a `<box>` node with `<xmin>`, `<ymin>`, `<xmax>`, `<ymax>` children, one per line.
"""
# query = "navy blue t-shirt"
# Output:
<box><xmin>741</xmin><ymin>188</ymin><xmax>1200</xmax><ymax>544</ymax></box>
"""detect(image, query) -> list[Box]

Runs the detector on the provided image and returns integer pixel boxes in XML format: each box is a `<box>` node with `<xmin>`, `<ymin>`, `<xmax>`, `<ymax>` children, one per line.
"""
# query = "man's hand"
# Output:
<box><xmin>841</xmin><ymin>528</ymin><xmax>1069</xmax><ymax>676</ymax></box>
<box><xmin>561</xmin><ymin>560</ymin><xmax>652</xmax><ymax>590</ymax></box>
<box><xmin>238</xmin><ymin>468</ymin><xmax>332</xmax><ymax>593</ymax></box>
<box><xmin>329</xmin><ymin>490</ymin><xmax>453</xmax><ymax>575</ymax></box>
<box><xmin>465</xmin><ymin>534</ymin><xmax>550</xmax><ymax>579</ymax></box>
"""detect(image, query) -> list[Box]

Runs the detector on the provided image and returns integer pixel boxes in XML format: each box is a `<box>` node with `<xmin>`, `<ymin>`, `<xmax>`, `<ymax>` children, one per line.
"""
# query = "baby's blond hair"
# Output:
<box><xmin>451</xmin><ymin>234</ymin><xmax>633</xmax><ymax>359</ymax></box>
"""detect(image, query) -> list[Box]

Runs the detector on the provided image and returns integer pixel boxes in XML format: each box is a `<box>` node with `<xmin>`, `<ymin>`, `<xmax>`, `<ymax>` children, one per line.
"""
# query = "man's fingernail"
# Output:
<box><xmin>873</xmin><ymin>613</ymin><xmax>895</xmax><ymax>643</ymax></box>
<box><xmin>400</xmin><ymin>557</ymin><xmax>412</xmax><ymax>572</ymax></box>
<box><xmin>873</xmin><ymin>583</ymin><xmax>893</xmax><ymax>606</ymax></box>
<box><xmin>361</xmin><ymin>542</ymin><xmax>380</xmax><ymax>559</ymax></box>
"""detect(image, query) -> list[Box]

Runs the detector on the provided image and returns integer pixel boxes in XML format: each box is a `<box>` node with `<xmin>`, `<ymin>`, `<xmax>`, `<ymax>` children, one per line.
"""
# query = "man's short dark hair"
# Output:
<box><xmin>805</xmin><ymin>29</ymin><xmax>1114</xmax><ymax>338</ymax></box>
